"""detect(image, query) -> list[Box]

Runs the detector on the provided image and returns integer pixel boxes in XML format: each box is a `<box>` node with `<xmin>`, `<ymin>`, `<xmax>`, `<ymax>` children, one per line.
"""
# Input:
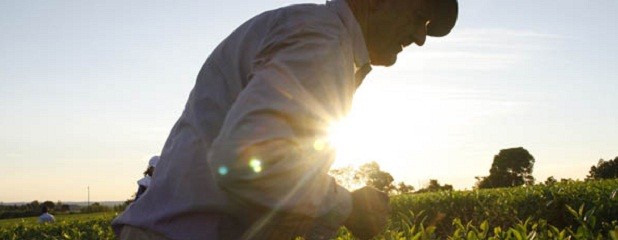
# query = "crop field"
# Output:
<box><xmin>0</xmin><ymin>212</ymin><xmax>116</xmax><ymax>239</ymax></box>
<box><xmin>0</xmin><ymin>212</ymin><xmax>117</xmax><ymax>229</ymax></box>
<box><xmin>383</xmin><ymin>179</ymin><xmax>618</xmax><ymax>239</ymax></box>
<box><xmin>1</xmin><ymin>180</ymin><xmax>617</xmax><ymax>239</ymax></box>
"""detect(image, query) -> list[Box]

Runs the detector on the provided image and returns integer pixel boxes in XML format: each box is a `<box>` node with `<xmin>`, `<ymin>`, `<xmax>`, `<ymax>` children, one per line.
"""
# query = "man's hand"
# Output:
<box><xmin>344</xmin><ymin>186</ymin><xmax>390</xmax><ymax>240</ymax></box>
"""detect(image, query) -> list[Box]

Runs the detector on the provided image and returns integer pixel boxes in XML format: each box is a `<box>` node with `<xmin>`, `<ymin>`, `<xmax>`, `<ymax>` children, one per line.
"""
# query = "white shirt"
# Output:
<box><xmin>39</xmin><ymin>213</ymin><xmax>55</xmax><ymax>223</ymax></box>
<box><xmin>113</xmin><ymin>1</ymin><xmax>371</xmax><ymax>239</ymax></box>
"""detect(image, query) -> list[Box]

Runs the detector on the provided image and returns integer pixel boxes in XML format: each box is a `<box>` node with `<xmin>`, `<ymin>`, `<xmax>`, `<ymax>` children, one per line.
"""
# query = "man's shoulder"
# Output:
<box><xmin>267</xmin><ymin>3</ymin><xmax>343</xmax><ymax>32</ymax></box>
<box><xmin>39</xmin><ymin>213</ymin><xmax>55</xmax><ymax>221</ymax></box>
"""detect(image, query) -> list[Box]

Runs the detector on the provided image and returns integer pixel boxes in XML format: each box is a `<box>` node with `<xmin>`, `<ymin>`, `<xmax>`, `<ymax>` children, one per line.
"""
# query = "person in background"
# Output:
<box><xmin>113</xmin><ymin>0</ymin><xmax>458</xmax><ymax>239</ymax></box>
<box><xmin>38</xmin><ymin>205</ymin><xmax>55</xmax><ymax>224</ymax></box>
<box><xmin>135</xmin><ymin>155</ymin><xmax>159</xmax><ymax>200</ymax></box>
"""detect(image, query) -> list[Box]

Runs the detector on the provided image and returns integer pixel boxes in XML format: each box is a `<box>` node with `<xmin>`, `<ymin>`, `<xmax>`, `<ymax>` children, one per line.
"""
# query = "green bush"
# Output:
<box><xmin>0</xmin><ymin>215</ymin><xmax>115</xmax><ymax>240</ymax></box>
<box><xmin>389</xmin><ymin>179</ymin><xmax>618</xmax><ymax>238</ymax></box>
<box><xmin>2</xmin><ymin>179</ymin><xmax>617</xmax><ymax>239</ymax></box>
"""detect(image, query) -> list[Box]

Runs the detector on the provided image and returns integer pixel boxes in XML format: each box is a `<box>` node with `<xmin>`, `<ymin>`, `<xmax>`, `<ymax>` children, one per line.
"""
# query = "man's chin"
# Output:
<box><xmin>370</xmin><ymin>55</ymin><xmax>397</xmax><ymax>67</ymax></box>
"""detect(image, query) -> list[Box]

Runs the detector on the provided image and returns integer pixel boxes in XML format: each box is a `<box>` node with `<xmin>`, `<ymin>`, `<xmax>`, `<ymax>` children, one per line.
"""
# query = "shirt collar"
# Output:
<box><xmin>327</xmin><ymin>0</ymin><xmax>372</xmax><ymax>82</ymax></box>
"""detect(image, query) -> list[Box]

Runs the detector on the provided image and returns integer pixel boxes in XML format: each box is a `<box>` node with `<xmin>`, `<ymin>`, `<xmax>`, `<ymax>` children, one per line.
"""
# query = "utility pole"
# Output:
<box><xmin>87</xmin><ymin>186</ymin><xmax>90</xmax><ymax>206</ymax></box>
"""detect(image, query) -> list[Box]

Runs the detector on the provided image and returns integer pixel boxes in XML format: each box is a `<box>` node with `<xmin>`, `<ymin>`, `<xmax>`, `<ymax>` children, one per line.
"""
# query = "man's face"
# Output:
<box><xmin>365</xmin><ymin>0</ymin><xmax>432</xmax><ymax>66</ymax></box>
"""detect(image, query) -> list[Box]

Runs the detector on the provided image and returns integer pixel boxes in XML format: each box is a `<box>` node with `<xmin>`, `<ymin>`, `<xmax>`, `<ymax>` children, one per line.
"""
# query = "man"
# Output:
<box><xmin>39</xmin><ymin>205</ymin><xmax>55</xmax><ymax>224</ymax></box>
<box><xmin>112</xmin><ymin>0</ymin><xmax>457</xmax><ymax>239</ymax></box>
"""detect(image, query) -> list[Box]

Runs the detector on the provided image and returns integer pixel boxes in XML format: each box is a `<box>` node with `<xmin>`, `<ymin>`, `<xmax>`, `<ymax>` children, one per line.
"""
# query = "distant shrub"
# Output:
<box><xmin>0</xmin><ymin>211</ymin><xmax>39</xmax><ymax>220</ymax></box>
<box><xmin>390</xmin><ymin>179</ymin><xmax>618</xmax><ymax>238</ymax></box>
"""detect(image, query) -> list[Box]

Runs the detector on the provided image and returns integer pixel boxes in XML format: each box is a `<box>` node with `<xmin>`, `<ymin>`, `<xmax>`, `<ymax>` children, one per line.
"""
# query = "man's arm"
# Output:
<box><xmin>209</xmin><ymin>19</ymin><xmax>355</xmax><ymax>228</ymax></box>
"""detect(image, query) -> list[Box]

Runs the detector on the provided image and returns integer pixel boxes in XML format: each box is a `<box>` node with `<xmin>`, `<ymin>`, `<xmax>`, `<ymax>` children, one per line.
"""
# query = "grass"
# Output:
<box><xmin>1</xmin><ymin>180</ymin><xmax>617</xmax><ymax>239</ymax></box>
<box><xmin>0</xmin><ymin>212</ymin><xmax>117</xmax><ymax>229</ymax></box>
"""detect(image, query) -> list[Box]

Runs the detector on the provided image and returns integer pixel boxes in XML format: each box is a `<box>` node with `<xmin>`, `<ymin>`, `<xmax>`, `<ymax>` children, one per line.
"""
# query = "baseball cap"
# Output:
<box><xmin>426</xmin><ymin>0</ymin><xmax>458</xmax><ymax>37</ymax></box>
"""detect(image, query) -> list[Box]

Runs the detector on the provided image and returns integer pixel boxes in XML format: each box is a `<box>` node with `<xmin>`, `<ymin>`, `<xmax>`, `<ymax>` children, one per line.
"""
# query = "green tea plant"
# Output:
<box><xmin>390</xmin><ymin>179</ymin><xmax>618</xmax><ymax>238</ymax></box>
<box><xmin>2</xmin><ymin>179</ymin><xmax>617</xmax><ymax>239</ymax></box>
<box><xmin>0</xmin><ymin>215</ymin><xmax>115</xmax><ymax>240</ymax></box>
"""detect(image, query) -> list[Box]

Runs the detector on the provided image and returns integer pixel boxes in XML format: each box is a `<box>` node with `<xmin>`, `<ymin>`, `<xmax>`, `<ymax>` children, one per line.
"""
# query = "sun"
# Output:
<box><xmin>326</xmin><ymin>83</ymin><xmax>449</xmax><ymax>171</ymax></box>
<box><xmin>325</xmin><ymin>75</ymin><xmax>468</xmax><ymax>185</ymax></box>
<box><xmin>327</xmin><ymin>109</ymin><xmax>417</xmax><ymax>169</ymax></box>
<box><xmin>327</xmin><ymin>118</ymin><xmax>353</xmax><ymax>153</ymax></box>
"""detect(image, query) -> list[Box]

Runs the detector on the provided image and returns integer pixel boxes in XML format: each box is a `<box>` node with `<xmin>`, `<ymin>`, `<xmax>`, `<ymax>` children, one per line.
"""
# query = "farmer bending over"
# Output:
<box><xmin>113</xmin><ymin>0</ymin><xmax>458</xmax><ymax>239</ymax></box>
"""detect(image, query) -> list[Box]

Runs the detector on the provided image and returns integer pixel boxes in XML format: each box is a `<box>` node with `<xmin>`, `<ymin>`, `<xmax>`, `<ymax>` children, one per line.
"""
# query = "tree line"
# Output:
<box><xmin>475</xmin><ymin>147</ymin><xmax>618</xmax><ymax>189</ymax></box>
<box><xmin>0</xmin><ymin>200</ymin><xmax>130</xmax><ymax>220</ymax></box>
<box><xmin>329</xmin><ymin>161</ymin><xmax>452</xmax><ymax>195</ymax></box>
<box><xmin>330</xmin><ymin>147</ymin><xmax>618</xmax><ymax>193</ymax></box>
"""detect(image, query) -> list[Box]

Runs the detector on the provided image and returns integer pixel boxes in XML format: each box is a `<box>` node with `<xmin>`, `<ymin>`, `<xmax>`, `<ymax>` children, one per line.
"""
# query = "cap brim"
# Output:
<box><xmin>427</xmin><ymin>0</ymin><xmax>458</xmax><ymax>37</ymax></box>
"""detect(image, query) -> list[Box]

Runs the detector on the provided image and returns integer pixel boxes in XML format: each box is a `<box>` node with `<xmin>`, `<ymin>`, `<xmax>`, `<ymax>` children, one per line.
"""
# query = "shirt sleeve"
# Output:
<box><xmin>208</xmin><ymin>16</ymin><xmax>355</xmax><ymax>228</ymax></box>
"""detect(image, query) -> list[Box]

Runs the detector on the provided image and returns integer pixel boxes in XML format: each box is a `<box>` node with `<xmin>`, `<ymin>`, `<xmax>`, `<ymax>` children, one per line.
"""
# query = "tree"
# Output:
<box><xmin>395</xmin><ymin>181</ymin><xmax>415</xmax><ymax>194</ymax></box>
<box><xmin>60</xmin><ymin>204</ymin><xmax>71</xmax><ymax>212</ymax></box>
<box><xmin>476</xmin><ymin>147</ymin><xmax>535</xmax><ymax>189</ymax></box>
<box><xmin>330</xmin><ymin>161</ymin><xmax>397</xmax><ymax>193</ymax></box>
<box><xmin>81</xmin><ymin>202</ymin><xmax>110</xmax><ymax>213</ymax></box>
<box><xmin>544</xmin><ymin>176</ymin><xmax>557</xmax><ymax>185</ymax></box>
<box><xmin>357</xmin><ymin>162</ymin><xmax>395</xmax><ymax>193</ymax></box>
<box><xmin>27</xmin><ymin>201</ymin><xmax>40</xmax><ymax>212</ymax></box>
<box><xmin>329</xmin><ymin>166</ymin><xmax>364</xmax><ymax>190</ymax></box>
<box><xmin>114</xmin><ymin>199</ymin><xmax>135</xmax><ymax>212</ymax></box>
<box><xmin>42</xmin><ymin>201</ymin><xmax>55</xmax><ymax>211</ymax></box>
<box><xmin>416</xmin><ymin>179</ymin><xmax>453</xmax><ymax>193</ymax></box>
<box><xmin>587</xmin><ymin>157</ymin><xmax>618</xmax><ymax>180</ymax></box>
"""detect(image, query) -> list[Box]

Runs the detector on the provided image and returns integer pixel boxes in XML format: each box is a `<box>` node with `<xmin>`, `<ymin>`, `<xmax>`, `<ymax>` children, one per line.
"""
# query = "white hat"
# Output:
<box><xmin>148</xmin><ymin>156</ymin><xmax>160</xmax><ymax>168</ymax></box>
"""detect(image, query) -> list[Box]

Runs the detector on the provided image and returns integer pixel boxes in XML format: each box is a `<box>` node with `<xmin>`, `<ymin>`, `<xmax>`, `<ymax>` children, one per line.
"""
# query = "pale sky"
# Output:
<box><xmin>1</xmin><ymin>0</ymin><xmax>617</xmax><ymax>202</ymax></box>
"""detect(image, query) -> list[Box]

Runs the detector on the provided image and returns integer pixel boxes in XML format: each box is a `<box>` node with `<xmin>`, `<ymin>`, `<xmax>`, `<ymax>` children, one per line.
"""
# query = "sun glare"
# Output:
<box><xmin>328</xmin><ymin>116</ymin><xmax>371</xmax><ymax>167</ymax></box>
<box><xmin>326</xmin><ymin>83</ymin><xmax>456</xmax><ymax>171</ymax></box>
<box><xmin>325</xmin><ymin>74</ymin><xmax>485</xmax><ymax>188</ymax></box>
<box><xmin>328</xmin><ymin>118</ymin><xmax>353</xmax><ymax>153</ymax></box>
<box><xmin>327</xmin><ymin>111</ymin><xmax>416</xmax><ymax>169</ymax></box>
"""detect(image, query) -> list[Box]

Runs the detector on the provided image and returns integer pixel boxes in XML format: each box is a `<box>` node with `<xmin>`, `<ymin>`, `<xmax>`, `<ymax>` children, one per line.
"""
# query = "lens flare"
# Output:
<box><xmin>218</xmin><ymin>166</ymin><xmax>229</xmax><ymax>175</ymax></box>
<box><xmin>313</xmin><ymin>139</ymin><xmax>327</xmax><ymax>151</ymax></box>
<box><xmin>249</xmin><ymin>159</ymin><xmax>262</xmax><ymax>173</ymax></box>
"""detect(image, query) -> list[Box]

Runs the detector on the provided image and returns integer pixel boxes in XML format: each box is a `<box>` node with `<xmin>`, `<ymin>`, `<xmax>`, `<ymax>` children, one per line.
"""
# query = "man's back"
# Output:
<box><xmin>112</xmin><ymin>1</ymin><xmax>367</xmax><ymax>239</ymax></box>
<box><xmin>39</xmin><ymin>213</ymin><xmax>55</xmax><ymax>223</ymax></box>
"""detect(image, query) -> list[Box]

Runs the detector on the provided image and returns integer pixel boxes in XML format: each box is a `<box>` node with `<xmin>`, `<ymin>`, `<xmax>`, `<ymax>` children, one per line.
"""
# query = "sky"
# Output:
<box><xmin>1</xmin><ymin>0</ymin><xmax>617</xmax><ymax>202</ymax></box>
